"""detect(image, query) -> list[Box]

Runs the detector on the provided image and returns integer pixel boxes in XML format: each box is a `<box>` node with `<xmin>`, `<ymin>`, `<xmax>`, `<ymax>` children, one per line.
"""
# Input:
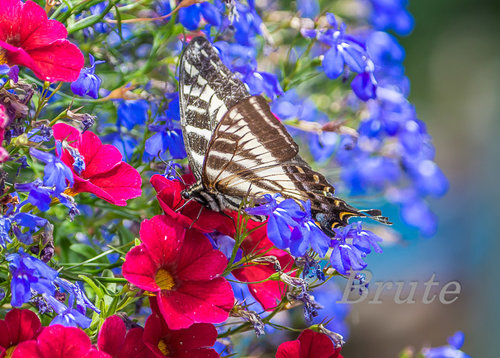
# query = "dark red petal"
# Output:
<box><xmin>139</xmin><ymin>215</ymin><xmax>185</xmax><ymax>268</ymax></box>
<box><xmin>122</xmin><ymin>245</ymin><xmax>160</xmax><ymax>292</ymax></box>
<box><xmin>276</xmin><ymin>339</ymin><xmax>300</xmax><ymax>358</ymax></box>
<box><xmin>174</xmin><ymin>348</ymin><xmax>220</xmax><ymax>358</ymax></box>
<box><xmin>26</xmin><ymin>39</ymin><xmax>84</xmax><ymax>82</ymax></box>
<box><xmin>0</xmin><ymin>319</ymin><xmax>8</xmax><ymax>348</ymax></box>
<box><xmin>0</xmin><ymin>40</ymin><xmax>40</xmax><ymax>74</ymax></box>
<box><xmin>298</xmin><ymin>330</ymin><xmax>336</xmax><ymax>358</ymax></box>
<box><xmin>11</xmin><ymin>340</ymin><xmax>41</xmax><ymax>358</ymax></box>
<box><xmin>79</xmin><ymin>131</ymin><xmax>122</xmax><ymax>178</ymax></box>
<box><xmin>176</xmin><ymin>230</ymin><xmax>227</xmax><ymax>281</ymax></box>
<box><xmin>143</xmin><ymin>314</ymin><xmax>164</xmax><ymax>355</ymax></box>
<box><xmin>36</xmin><ymin>325</ymin><xmax>92</xmax><ymax>357</ymax></box>
<box><xmin>157</xmin><ymin>279</ymin><xmax>233</xmax><ymax>330</ymax></box>
<box><xmin>116</xmin><ymin>327</ymin><xmax>153</xmax><ymax>358</ymax></box>
<box><xmin>4</xmin><ymin>309</ymin><xmax>41</xmax><ymax>347</ymax></box>
<box><xmin>0</xmin><ymin>0</ymin><xmax>23</xmax><ymax>42</ymax></box>
<box><xmin>52</xmin><ymin>123</ymin><xmax>81</xmax><ymax>147</ymax></box>
<box><xmin>168</xmin><ymin>323</ymin><xmax>217</xmax><ymax>351</ymax></box>
<box><xmin>97</xmin><ymin>316</ymin><xmax>126</xmax><ymax>356</ymax></box>
<box><xmin>84</xmin><ymin>349</ymin><xmax>112</xmax><ymax>358</ymax></box>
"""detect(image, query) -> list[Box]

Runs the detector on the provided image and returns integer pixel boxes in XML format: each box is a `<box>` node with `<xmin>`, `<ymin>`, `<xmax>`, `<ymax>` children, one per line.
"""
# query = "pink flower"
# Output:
<box><xmin>0</xmin><ymin>104</ymin><xmax>8</xmax><ymax>163</ymax></box>
<box><xmin>122</xmin><ymin>215</ymin><xmax>234</xmax><ymax>330</ymax></box>
<box><xmin>276</xmin><ymin>329</ymin><xmax>343</xmax><ymax>358</ymax></box>
<box><xmin>232</xmin><ymin>218</ymin><xmax>294</xmax><ymax>311</ymax></box>
<box><xmin>0</xmin><ymin>309</ymin><xmax>41</xmax><ymax>357</ymax></box>
<box><xmin>12</xmin><ymin>325</ymin><xmax>97</xmax><ymax>358</ymax></box>
<box><xmin>96</xmin><ymin>315</ymin><xmax>153</xmax><ymax>358</ymax></box>
<box><xmin>53</xmin><ymin>123</ymin><xmax>142</xmax><ymax>206</ymax></box>
<box><xmin>0</xmin><ymin>0</ymin><xmax>84</xmax><ymax>82</ymax></box>
<box><xmin>150</xmin><ymin>174</ymin><xmax>235</xmax><ymax>235</ymax></box>
<box><xmin>143</xmin><ymin>314</ymin><xmax>219</xmax><ymax>358</ymax></box>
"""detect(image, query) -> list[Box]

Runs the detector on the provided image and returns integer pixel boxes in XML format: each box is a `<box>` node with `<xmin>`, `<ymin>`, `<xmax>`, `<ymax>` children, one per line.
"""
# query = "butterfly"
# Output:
<box><xmin>178</xmin><ymin>37</ymin><xmax>389</xmax><ymax>235</ymax></box>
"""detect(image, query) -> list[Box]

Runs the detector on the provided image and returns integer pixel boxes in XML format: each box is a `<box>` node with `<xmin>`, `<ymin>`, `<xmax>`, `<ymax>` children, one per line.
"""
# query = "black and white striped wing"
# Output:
<box><xmin>202</xmin><ymin>95</ymin><xmax>335</xmax><ymax>211</ymax></box>
<box><xmin>179</xmin><ymin>37</ymin><xmax>250</xmax><ymax>180</ymax></box>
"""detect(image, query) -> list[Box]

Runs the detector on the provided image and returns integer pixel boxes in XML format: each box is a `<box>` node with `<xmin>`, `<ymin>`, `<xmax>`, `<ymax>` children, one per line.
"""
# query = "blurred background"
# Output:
<box><xmin>341</xmin><ymin>0</ymin><xmax>500</xmax><ymax>356</ymax></box>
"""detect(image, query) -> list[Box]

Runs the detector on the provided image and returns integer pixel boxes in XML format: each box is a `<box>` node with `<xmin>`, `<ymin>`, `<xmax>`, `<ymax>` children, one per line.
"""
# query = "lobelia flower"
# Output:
<box><xmin>122</xmin><ymin>215</ymin><xmax>234</xmax><ymax>330</ymax></box>
<box><xmin>276</xmin><ymin>329</ymin><xmax>343</xmax><ymax>358</ymax></box>
<box><xmin>71</xmin><ymin>54</ymin><xmax>105</xmax><ymax>99</ymax></box>
<box><xmin>53</xmin><ymin>123</ymin><xmax>142</xmax><ymax>206</ymax></box>
<box><xmin>12</xmin><ymin>325</ymin><xmax>98</xmax><ymax>358</ymax></box>
<box><xmin>0</xmin><ymin>0</ymin><xmax>84</xmax><ymax>82</ymax></box>
<box><xmin>177</xmin><ymin>2</ymin><xmax>223</xmax><ymax>30</ymax></box>
<box><xmin>368</xmin><ymin>0</ymin><xmax>414</xmax><ymax>36</ymax></box>
<box><xmin>6</xmin><ymin>249</ymin><xmax>58</xmax><ymax>307</ymax></box>
<box><xmin>0</xmin><ymin>63</ymin><xmax>19</xmax><ymax>83</ymax></box>
<box><xmin>232</xmin><ymin>217</ymin><xmax>295</xmax><ymax>311</ymax></box>
<box><xmin>421</xmin><ymin>331</ymin><xmax>471</xmax><ymax>358</ymax></box>
<box><xmin>96</xmin><ymin>315</ymin><xmax>153</xmax><ymax>358</ymax></box>
<box><xmin>297</xmin><ymin>0</ymin><xmax>320</xmax><ymax>18</ymax></box>
<box><xmin>330</xmin><ymin>222</ymin><xmax>383</xmax><ymax>275</ymax></box>
<box><xmin>0</xmin><ymin>208</ymin><xmax>47</xmax><ymax>247</ymax></box>
<box><xmin>143</xmin><ymin>313</ymin><xmax>219</xmax><ymax>358</ymax></box>
<box><xmin>43</xmin><ymin>294</ymin><xmax>92</xmax><ymax>329</ymax></box>
<box><xmin>29</xmin><ymin>148</ymin><xmax>74</xmax><ymax>195</ymax></box>
<box><xmin>0</xmin><ymin>308</ymin><xmax>42</xmax><ymax>358</ymax></box>
<box><xmin>116</xmin><ymin>100</ymin><xmax>149</xmax><ymax>130</ymax></box>
<box><xmin>150</xmin><ymin>174</ymin><xmax>235</xmax><ymax>235</ymax></box>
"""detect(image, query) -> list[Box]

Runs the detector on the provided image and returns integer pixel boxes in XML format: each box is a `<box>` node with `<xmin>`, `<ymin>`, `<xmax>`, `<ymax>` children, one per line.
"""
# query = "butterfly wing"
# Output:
<box><xmin>179</xmin><ymin>37</ymin><xmax>250</xmax><ymax>180</ymax></box>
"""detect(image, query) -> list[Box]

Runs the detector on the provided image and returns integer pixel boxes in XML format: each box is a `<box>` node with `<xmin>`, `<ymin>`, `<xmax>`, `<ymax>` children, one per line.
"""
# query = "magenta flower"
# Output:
<box><xmin>276</xmin><ymin>329</ymin><xmax>343</xmax><ymax>358</ymax></box>
<box><xmin>0</xmin><ymin>309</ymin><xmax>41</xmax><ymax>357</ymax></box>
<box><xmin>53</xmin><ymin>123</ymin><xmax>142</xmax><ymax>206</ymax></box>
<box><xmin>122</xmin><ymin>215</ymin><xmax>234</xmax><ymax>330</ymax></box>
<box><xmin>0</xmin><ymin>0</ymin><xmax>84</xmax><ymax>82</ymax></box>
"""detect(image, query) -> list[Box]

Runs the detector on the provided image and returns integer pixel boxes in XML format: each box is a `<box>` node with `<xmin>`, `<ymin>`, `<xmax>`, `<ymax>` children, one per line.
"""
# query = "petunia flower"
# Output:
<box><xmin>96</xmin><ymin>315</ymin><xmax>153</xmax><ymax>357</ymax></box>
<box><xmin>0</xmin><ymin>0</ymin><xmax>84</xmax><ymax>82</ymax></box>
<box><xmin>12</xmin><ymin>325</ymin><xmax>96</xmax><ymax>358</ymax></box>
<box><xmin>143</xmin><ymin>314</ymin><xmax>219</xmax><ymax>358</ymax></box>
<box><xmin>122</xmin><ymin>215</ymin><xmax>234</xmax><ymax>330</ymax></box>
<box><xmin>150</xmin><ymin>174</ymin><xmax>235</xmax><ymax>235</ymax></box>
<box><xmin>276</xmin><ymin>329</ymin><xmax>343</xmax><ymax>358</ymax></box>
<box><xmin>53</xmin><ymin>123</ymin><xmax>142</xmax><ymax>206</ymax></box>
<box><xmin>0</xmin><ymin>309</ymin><xmax>41</xmax><ymax>357</ymax></box>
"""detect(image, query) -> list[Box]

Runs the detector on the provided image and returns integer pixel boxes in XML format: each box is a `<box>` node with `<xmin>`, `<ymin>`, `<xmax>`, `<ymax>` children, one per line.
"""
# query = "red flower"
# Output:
<box><xmin>233</xmin><ymin>218</ymin><xmax>294</xmax><ymax>311</ymax></box>
<box><xmin>143</xmin><ymin>314</ymin><xmax>219</xmax><ymax>358</ymax></box>
<box><xmin>12</xmin><ymin>325</ymin><xmax>96</xmax><ymax>358</ymax></box>
<box><xmin>0</xmin><ymin>309</ymin><xmax>41</xmax><ymax>357</ymax></box>
<box><xmin>122</xmin><ymin>215</ymin><xmax>234</xmax><ymax>330</ymax></box>
<box><xmin>96</xmin><ymin>315</ymin><xmax>153</xmax><ymax>358</ymax></box>
<box><xmin>0</xmin><ymin>0</ymin><xmax>84</xmax><ymax>82</ymax></box>
<box><xmin>276</xmin><ymin>330</ymin><xmax>343</xmax><ymax>358</ymax></box>
<box><xmin>151</xmin><ymin>174</ymin><xmax>234</xmax><ymax>235</ymax></box>
<box><xmin>53</xmin><ymin>123</ymin><xmax>142</xmax><ymax>206</ymax></box>
<box><xmin>0</xmin><ymin>104</ymin><xmax>8</xmax><ymax>163</ymax></box>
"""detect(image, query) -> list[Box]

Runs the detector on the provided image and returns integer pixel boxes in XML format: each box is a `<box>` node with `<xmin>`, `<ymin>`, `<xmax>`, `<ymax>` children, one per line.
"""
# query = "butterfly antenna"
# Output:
<box><xmin>174</xmin><ymin>197</ymin><xmax>194</xmax><ymax>213</ymax></box>
<box><xmin>189</xmin><ymin>205</ymin><xmax>204</xmax><ymax>229</ymax></box>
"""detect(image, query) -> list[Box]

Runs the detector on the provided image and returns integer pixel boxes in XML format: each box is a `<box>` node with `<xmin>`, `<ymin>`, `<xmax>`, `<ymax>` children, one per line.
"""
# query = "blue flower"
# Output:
<box><xmin>6</xmin><ymin>249</ymin><xmax>58</xmax><ymax>306</ymax></box>
<box><xmin>422</xmin><ymin>331</ymin><xmax>471</xmax><ymax>358</ymax></box>
<box><xmin>0</xmin><ymin>64</ymin><xmax>19</xmax><ymax>83</ymax></box>
<box><xmin>44</xmin><ymin>294</ymin><xmax>92</xmax><ymax>329</ymax></box>
<box><xmin>330</xmin><ymin>222</ymin><xmax>383</xmax><ymax>275</ymax></box>
<box><xmin>297</xmin><ymin>0</ymin><xmax>319</xmax><ymax>18</ymax></box>
<box><xmin>117</xmin><ymin>99</ymin><xmax>149</xmax><ymax>130</ymax></box>
<box><xmin>71</xmin><ymin>54</ymin><xmax>105</xmax><ymax>99</ymax></box>
<box><xmin>368</xmin><ymin>0</ymin><xmax>414</xmax><ymax>36</ymax></box>
<box><xmin>55</xmin><ymin>277</ymin><xmax>100</xmax><ymax>316</ymax></box>
<box><xmin>312</xmin><ymin>281</ymin><xmax>350</xmax><ymax>339</ymax></box>
<box><xmin>28</xmin><ymin>125</ymin><xmax>52</xmax><ymax>143</ymax></box>
<box><xmin>289</xmin><ymin>201</ymin><xmax>330</xmax><ymax>257</ymax></box>
<box><xmin>246</xmin><ymin>194</ymin><xmax>303</xmax><ymax>250</ymax></box>
<box><xmin>29</xmin><ymin>148</ymin><xmax>73</xmax><ymax>195</ymax></box>
<box><xmin>178</xmin><ymin>2</ymin><xmax>222</xmax><ymax>30</ymax></box>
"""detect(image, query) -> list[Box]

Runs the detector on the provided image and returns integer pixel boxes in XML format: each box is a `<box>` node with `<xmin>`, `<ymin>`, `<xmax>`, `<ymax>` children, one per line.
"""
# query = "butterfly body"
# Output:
<box><xmin>179</xmin><ymin>37</ymin><xmax>389</xmax><ymax>236</ymax></box>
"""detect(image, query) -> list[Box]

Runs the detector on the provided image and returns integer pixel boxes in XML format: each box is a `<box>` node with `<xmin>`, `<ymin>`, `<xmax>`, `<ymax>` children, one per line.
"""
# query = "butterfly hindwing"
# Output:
<box><xmin>179</xmin><ymin>37</ymin><xmax>250</xmax><ymax>180</ymax></box>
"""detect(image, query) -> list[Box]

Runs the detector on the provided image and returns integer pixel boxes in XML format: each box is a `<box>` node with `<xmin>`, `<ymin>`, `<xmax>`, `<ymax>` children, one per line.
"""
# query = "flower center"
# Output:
<box><xmin>6</xmin><ymin>345</ymin><xmax>16</xmax><ymax>357</ymax></box>
<box><xmin>155</xmin><ymin>268</ymin><xmax>176</xmax><ymax>291</ymax></box>
<box><xmin>0</xmin><ymin>49</ymin><xmax>7</xmax><ymax>65</ymax></box>
<box><xmin>157</xmin><ymin>338</ymin><xmax>170</xmax><ymax>356</ymax></box>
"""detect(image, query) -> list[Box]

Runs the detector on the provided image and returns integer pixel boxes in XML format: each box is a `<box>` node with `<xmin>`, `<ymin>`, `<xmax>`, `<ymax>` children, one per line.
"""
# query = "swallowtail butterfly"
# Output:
<box><xmin>179</xmin><ymin>37</ymin><xmax>389</xmax><ymax>235</ymax></box>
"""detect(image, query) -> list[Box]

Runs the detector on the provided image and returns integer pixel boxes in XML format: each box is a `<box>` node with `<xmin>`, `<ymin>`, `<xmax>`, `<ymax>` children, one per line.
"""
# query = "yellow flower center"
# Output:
<box><xmin>6</xmin><ymin>345</ymin><xmax>16</xmax><ymax>357</ymax></box>
<box><xmin>0</xmin><ymin>49</ymin><xmax>7</xmax><ymax>65</ymax></box>
<box><xmin>155</xmin><ymin>268</ymin><xmax>176</xmax><ymax>291</ymax></box>
<box><xmin>157</xmin><ymin>338</ymin><xmax>170</xmax><ymax>356</ymax></box>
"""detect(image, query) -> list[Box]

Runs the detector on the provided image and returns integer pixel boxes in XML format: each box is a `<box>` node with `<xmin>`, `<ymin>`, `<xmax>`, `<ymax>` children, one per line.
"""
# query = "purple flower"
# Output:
<box><xmin>6</xmin><ymin>249</ymin><xmax>58</xmax><ymax>306</ymax></box>
<box><xmin>246</xmin><ymin>194</ymin><xmax>303</xmax><ymax>250</ymax></box>
<box><xmin>44</xmin><ymin>294</ymin><xmax>92</xmax><ymax>329</ymax></box>
<box><xmin>422</xmin><ymin>331</ymin><xmax>471</xmax><ymax>358</ymax></box>
<box><xmin>71</xmin><ymin>54</ymin><xmax>104</xmax><ymax>99</ymax></box>
<box><xmin>29</xmin><ymin>148</ymin><xmax>73</xmax><ymax>195</ymax></box>
<box><xmin>297</xmin><ymin>0</ymin><xmax>320</xmax><ymax>18</ymax></box>
<box><xmin>178</xmin><ymin>2</ymin><xmax>222</xmax><ymax>30</ymax></box>
<box><xmin>368</xmin><ymin>0</ymin><xmax>414</xmax><ymax>36</ymax></box>
<box><xmin>330</xmin><ymin>222</ymin><xmax>383</xmax><ymax>275</ymax></box>
<box><xmin>117</xmin><ymin>99</ymin><xmax>149</xmax><ymax>130</ymax></box>
<box><xmin>290</xmin><ymin>201</ymin><xmax>330</xmax><ymax>257</ymax></box>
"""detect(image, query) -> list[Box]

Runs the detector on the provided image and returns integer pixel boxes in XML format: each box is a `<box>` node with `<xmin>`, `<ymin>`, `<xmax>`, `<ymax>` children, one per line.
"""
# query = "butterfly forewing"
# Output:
<box><xmin>179</xmin><ymin>37</ymin><xmax>250</xmax><ymax>180</ymax></box>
